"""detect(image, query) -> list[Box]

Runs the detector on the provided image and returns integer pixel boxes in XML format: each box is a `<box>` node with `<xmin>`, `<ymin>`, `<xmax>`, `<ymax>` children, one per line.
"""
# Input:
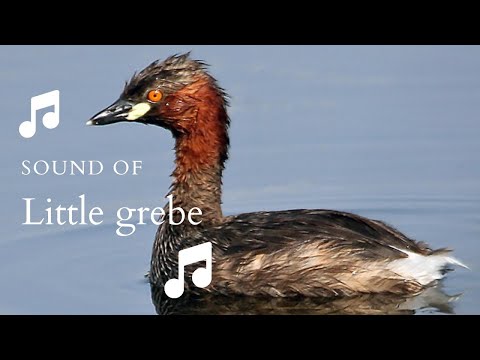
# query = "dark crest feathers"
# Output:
<box><xmin>122</xmin><ymin>52</ymin><xmax>229</xmax><ymax>106</ymax></box>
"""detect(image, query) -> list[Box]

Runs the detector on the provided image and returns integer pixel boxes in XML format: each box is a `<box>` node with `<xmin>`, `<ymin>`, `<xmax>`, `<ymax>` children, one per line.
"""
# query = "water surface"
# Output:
<box><xmin>1</xmin><ymin>45</ymin><xmax>479</xmax><ymax>314</ymax></box>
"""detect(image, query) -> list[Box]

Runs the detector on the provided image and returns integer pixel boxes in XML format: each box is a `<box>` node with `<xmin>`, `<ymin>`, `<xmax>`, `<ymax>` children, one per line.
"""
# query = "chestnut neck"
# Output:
<box><xmin>165</xmin><ymin>77</ymin><xmax>229</xmax><ymax>225</ymax></box>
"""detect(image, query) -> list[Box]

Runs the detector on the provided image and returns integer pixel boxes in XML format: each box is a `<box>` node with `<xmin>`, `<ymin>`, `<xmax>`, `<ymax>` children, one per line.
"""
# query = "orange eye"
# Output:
<box><xmin>147</xmin><ymin>90</ymin><xmax>163</xmax><ymax>102</ymax></box>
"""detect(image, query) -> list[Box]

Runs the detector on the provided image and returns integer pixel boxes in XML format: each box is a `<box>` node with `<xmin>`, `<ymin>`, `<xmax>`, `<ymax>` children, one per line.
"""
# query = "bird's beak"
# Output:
<box><xmin>86</xmin><ymin>99</ymin><xmax>152</xmax><ymax>126</ymax></box>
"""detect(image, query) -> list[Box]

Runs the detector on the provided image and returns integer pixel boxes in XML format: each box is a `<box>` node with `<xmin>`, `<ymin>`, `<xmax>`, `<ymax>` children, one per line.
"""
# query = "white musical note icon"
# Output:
<box><xmin>19</xmin><ymin>90</ymin><xmax>60</xmax><ymax>138</ymax></box>
<box><xmin>164</xmin><ymin>242</ymin><xmax>213</xmax><ymax>299</ymax></box>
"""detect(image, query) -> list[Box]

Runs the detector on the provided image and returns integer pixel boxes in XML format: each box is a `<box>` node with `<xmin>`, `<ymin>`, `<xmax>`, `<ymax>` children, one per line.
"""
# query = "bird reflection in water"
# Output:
<box><xmin>150</xmin><ymin>283</ymin><xmax>461</xmax><ymax>315</ymax></box>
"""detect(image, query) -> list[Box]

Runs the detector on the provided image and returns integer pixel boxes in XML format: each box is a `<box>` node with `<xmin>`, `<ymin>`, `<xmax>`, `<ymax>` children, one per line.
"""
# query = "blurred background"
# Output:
<box><xmin>0</xmin><ymin>45</ymin><xmax>479</xmax><ymax>314</ymax></box>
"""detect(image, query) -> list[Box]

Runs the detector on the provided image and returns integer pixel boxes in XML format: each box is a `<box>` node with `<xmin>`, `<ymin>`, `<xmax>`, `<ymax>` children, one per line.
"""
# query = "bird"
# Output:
<box><xmin>88</xmin><ymin>52</ymin><xmax>467</xmax><ymax>299</ymax></box>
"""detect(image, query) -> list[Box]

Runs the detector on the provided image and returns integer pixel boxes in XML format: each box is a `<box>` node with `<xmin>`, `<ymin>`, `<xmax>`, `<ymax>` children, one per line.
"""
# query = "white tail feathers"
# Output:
<box><xmin>386</xmin><ymin>248</ymin><xmax>468</xmax><ymax>286</ymax></box>
<box><xmin>444</xmin><ymin>256</ymin><xmax>469</xmax><ymax>269</ymax></box>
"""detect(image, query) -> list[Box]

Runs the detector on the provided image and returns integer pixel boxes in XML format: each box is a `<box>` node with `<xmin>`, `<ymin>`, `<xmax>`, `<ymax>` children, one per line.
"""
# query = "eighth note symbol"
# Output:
<box><xmin>19</xmin><ymin>90</ymin><xmax>60</xmax><ymax>139</ymax></box>
<box><xmin>164</xmin><ymin>242</ymin><xmax>213</xmax><ymax>299</ymax></box>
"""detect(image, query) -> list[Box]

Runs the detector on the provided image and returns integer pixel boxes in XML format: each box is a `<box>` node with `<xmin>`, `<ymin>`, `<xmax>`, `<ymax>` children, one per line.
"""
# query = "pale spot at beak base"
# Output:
<box><xmin>127</xmin><ymin>103</ymin><xmax>151</xmax><ymax>121</ymax></box>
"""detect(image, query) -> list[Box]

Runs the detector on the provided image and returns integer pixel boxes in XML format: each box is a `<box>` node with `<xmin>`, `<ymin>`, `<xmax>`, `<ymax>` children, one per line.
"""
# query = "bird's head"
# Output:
<box><xmin>87</xmin><ymin>53</ymin><xmax>229</xmax><ymax>137</ymax></box>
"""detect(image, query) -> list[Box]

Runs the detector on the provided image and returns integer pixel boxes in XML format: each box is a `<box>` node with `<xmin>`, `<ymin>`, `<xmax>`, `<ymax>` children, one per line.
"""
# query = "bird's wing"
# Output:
<box><xmin>195</xmin><ymin>209</ymin><xmax>433</xmax><ymax>260</ymax></box>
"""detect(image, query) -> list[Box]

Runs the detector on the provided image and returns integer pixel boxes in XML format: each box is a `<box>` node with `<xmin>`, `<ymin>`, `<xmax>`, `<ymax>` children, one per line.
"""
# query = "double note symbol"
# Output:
<box><xmin>19</xmin><ymin>90</ymin><xmax>60</xmax><ymax>139</ymax></box>
<box><xmin>164</xmin><ymin>242</ymin><xmax>213</xmax><ymax>299</ymax></box>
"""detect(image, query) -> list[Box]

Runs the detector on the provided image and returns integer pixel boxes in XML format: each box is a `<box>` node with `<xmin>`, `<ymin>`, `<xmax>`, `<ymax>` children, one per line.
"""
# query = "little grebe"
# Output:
<box><xmin>88</xmin><ymin>53</ymin><xmax>466</xmax><ymax>298</ymax></box>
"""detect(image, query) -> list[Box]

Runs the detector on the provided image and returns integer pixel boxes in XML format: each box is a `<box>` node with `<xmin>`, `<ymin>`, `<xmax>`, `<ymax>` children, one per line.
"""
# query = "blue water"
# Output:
<box><xmin>1</xmin><ymin>45</ymin><xmax>479</xmax><ymax>314</ymax></box>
